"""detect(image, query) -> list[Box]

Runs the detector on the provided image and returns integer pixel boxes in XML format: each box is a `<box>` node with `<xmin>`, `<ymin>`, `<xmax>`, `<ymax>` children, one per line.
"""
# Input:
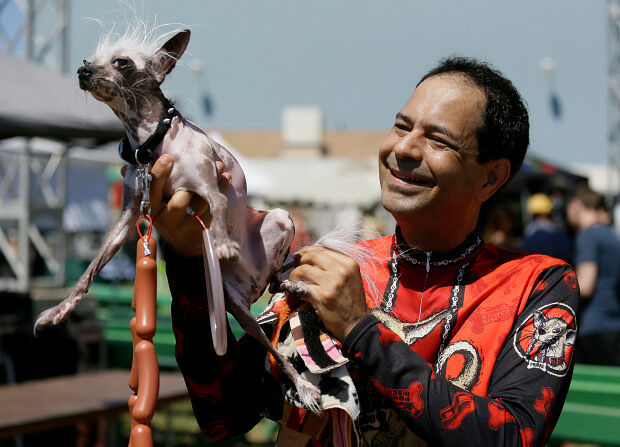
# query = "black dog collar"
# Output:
<box><xmin>118</xmin><ymin>98</ymin><xmax>179</xmax><ymax>165</ymax></box>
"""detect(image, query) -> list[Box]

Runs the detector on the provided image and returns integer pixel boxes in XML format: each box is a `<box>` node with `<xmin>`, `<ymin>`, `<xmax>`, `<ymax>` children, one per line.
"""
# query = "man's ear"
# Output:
<box><xmin>478</xmin><ymin>158</ymin><xmax>510</xmax><ymax>202</ymax></box>
<box><xmin>152</xmin><ymin>29</ymin><xmax>191</xmax><ymax>84</ymax></box>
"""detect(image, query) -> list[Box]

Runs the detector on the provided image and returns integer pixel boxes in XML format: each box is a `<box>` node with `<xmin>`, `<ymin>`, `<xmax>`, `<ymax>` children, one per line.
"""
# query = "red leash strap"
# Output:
<box><xmin>136</xmin><ymin>214</ymin><xmax>153</xmax><ymax>241</ymax></box>
<box><xmin>129</xmin><ymin>220</ymin><xmax>158</xmax><ymax>447</ymax></box>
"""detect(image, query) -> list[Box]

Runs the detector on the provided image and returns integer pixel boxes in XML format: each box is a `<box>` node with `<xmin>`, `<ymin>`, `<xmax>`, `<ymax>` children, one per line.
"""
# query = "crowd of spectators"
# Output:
<box><xmin>485</xmin><ymin>184</ymin><xmax>620</xmax><ymax>366</ymax></box>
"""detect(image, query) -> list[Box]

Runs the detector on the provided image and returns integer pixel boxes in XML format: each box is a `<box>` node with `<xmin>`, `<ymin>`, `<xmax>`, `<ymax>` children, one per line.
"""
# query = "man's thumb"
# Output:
<box><xmin>150</xmin><ymin>154</ymin><xmax>173</xmax><ymax>208</ymax></box>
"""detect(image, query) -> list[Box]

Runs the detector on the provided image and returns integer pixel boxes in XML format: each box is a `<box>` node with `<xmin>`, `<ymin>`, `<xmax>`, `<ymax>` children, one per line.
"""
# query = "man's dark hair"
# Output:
<box><xmin>418</xmin><ymin>56</ymin><xmax>529</xmax><ymax>179</ymax></box>
<box><xmin>571</xmin><ymin>185</ymin><xmax>605</xmax><ymax>211</ymax></box>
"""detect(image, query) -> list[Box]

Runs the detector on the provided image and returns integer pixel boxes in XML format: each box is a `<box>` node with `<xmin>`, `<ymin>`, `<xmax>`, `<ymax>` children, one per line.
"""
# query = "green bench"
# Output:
<box><xmin>88</xmin><ymin>283</ymin><xmax>177</xmax><ymax>369</ymax></box>
<box><xmin>88</xmin><ymin>283</ymin><xmax>261</xmax><ymax>369</ymax></box>
<box><xmin>550</xmin><ymin>363</ymin><xmax>620</xmax><ymax>445</ymax></box>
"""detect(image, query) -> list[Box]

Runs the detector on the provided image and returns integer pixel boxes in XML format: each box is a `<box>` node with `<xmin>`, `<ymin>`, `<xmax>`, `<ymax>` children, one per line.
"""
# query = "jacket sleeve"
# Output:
<box><xmin>342</xmin><ymin>264</ymin><xmax>578</xmax><ymax>447</ymax></box>
<box><xmin>163</xmin><ymin>243</ymin><xmax>283</xmax><ymax>441</ymax></box>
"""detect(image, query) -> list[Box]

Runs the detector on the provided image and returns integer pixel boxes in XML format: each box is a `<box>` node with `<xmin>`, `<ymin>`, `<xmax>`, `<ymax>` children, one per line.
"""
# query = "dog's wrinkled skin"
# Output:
<box><xmin>35</xmin><ymin>29</ymin><xmax>320</xmax><ymax>407</ymax></box>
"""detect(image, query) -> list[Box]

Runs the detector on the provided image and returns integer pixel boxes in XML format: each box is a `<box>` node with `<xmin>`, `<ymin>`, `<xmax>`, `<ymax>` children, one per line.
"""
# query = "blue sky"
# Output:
<box><xmin>1</xmin><ymin>0</ymin><xmax>23</xmax><ymax>54</ymax></box>
<box><xmin>20</xmin><ymin>1</ymin><xmax>611</xmax><ymax>164</ymax></box>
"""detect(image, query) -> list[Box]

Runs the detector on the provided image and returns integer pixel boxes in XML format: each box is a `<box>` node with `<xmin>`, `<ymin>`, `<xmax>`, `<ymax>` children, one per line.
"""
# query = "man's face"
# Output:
<box><xmin>566</xmin><ymin>198</ymin><xmax>581</xmax><ymax>228</ymax></box>
<box><xmin>379</xmin><ymin>74</ymin><xmax>490</xmax><ymax>223</ymax></box>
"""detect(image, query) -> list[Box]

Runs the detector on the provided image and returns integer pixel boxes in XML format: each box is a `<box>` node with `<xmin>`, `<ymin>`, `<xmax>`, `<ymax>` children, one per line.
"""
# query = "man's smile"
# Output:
<box><xmin>387</xmin><ymin>166</ymin><xmax>434</xmax><ymax>189</ymax></box>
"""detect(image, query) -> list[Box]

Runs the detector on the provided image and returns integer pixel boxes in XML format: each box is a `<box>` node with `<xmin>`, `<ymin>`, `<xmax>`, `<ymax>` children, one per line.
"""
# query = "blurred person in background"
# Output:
<box><xmin>481</xmin><ymin>202</ymin><xmax>521</xmax><ymax>250</ymax></box>
<box><xmin>567</xmin><ymin>186</ymin><xmax>620</xmax><ymax>365</ymax></box>
<box><xmin>288</xmin><ymin>208</ymin><xmax>313</xmax><ymax>254</ymax></box>
<box><xmin>521</xmin><ymin>193</ymin><xmax>572</xmax><ymax>263</ymax></box>
<box><xmin>549</xmin><ymin>176</ymin><xmax>571</xmax><ymax>232</ymax></box>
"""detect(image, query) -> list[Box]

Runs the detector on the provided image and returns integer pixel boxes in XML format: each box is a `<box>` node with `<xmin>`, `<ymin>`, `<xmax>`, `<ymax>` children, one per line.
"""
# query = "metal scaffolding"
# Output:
<box><xmin>608</xmin><ymin>0</ymin><xmax>620</xmax><ymax>198</ymax></box>
<box><xmin>0</xmin><ymin>142</ymin><xmax>67</xmax><ymax>292</ymax></box>
<box><xmin>0</xmin><ymin>0</ymin><xmax>70</xmax><ymax>292</ymax></box>
<box><xmin>0</xmin><ymin>0</ymin><xmax>70</xmax><ymax>73</ymax></box>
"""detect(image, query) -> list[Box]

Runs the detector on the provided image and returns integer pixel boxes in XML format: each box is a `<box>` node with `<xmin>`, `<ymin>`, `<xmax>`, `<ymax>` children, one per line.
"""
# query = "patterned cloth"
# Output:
<box><xmin>289</xmin><ymin>307</ymin><xmax>349</xmax><ymax>374</ymax></box>
<box><xmin>267</xmin><ymin>303</ymin><xmax>360</xmax><ymax>446</ymax></box>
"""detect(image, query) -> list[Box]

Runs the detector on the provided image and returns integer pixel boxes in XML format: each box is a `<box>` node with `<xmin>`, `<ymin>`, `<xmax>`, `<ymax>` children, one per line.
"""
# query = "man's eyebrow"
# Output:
<box><xmin>395</xmin><ymin>113</ymin><xmax>461</xmax><ymax>143</ymax></box>
<box><xmin>425</xmin><ymin>124</ymin><xmax>461</xmax><ymax>143</ymax></box>
<box><xmin>395</xmin><ymin>113</ymin><xmax>413</xmax><ymax>126</ymax></box>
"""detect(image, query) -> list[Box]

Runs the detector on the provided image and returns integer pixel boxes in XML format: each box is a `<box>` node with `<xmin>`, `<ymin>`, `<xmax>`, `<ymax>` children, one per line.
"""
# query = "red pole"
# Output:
<box><xmin>128</xmin><ymin>236</ymin><xmax>158</xmax><ymax>447</ymax></box>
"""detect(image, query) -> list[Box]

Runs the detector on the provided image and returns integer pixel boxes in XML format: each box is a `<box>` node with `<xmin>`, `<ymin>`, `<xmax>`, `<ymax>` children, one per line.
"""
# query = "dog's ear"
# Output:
<box><xmin>152</xmin><ymin>29</ymin><xmax>191</xmax><ymax>84</ymax></box>
<box><xmin>566</xmin><ymin>329</ymin><xmax>577</xmax><ymax>346</ymax></box>
<box><xmin>532</xmin><ymin>310</ymin><xmax>546</xmax><ymax>329</ymax></box>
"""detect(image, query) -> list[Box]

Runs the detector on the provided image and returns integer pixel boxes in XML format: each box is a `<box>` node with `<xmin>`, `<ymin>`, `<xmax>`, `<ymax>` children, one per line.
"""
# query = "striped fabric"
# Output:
<box><xmin>329</xmin><ymin>408</ymin><xmax>358</xmax><ymax>447</ymax></box>
<box><xmin>290</xmin><ymin>307</ymin><xmax>349</xmax><ymax>374</ymax></box>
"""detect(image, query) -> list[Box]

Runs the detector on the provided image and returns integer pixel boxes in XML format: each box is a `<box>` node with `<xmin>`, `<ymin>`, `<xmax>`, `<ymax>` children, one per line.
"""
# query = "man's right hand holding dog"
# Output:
<box><xmin>146</xmin><ymin>154</ymin><xmax>232</xmax><ymax>257</ymax></box>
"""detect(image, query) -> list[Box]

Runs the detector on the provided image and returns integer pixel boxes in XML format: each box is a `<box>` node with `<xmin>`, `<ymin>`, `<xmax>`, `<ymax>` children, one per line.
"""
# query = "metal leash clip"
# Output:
<box><xmin>136</xmin><ymin>161</ymin><xmax>153</xmax><ymax>257</ymax></box>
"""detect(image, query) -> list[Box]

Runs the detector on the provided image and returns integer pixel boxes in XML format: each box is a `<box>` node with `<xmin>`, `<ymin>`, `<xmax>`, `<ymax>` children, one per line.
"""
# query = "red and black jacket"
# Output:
<box><xmin>165</xmin><ymin>230</ymin><xmax>578</xmax><ymax>446</ymax></box>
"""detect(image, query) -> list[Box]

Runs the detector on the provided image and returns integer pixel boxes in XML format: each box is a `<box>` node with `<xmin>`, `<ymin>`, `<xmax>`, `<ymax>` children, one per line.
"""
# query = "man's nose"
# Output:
<box><xmin>394</xmin><ymin>131</ymin><xmax>425</xmax><ymax>160</ymax></box>
<box><xmin>77</xmin><ymin>64</ymin><xmax>94</xmax><ymax>80</ymax></box>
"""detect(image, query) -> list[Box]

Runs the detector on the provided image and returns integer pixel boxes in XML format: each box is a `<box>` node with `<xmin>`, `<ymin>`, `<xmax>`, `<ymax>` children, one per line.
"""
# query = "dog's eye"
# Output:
<box><xmin>113</xmin><ymin>59</ymin><xmax>129</xmax><ymax>68</ymax></box>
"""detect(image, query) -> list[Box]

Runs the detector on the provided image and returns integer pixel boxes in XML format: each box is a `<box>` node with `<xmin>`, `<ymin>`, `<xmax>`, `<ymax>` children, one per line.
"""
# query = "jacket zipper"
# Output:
<box><xmin>417</xmin><ymin>251</ymin><xmax>432</xmax><ymax>324</ymax></box>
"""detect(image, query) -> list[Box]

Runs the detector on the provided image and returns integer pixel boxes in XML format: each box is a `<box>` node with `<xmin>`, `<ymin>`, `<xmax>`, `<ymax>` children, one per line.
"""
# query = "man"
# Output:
<box><xmin>150</xmin><ymin>57</ymin><xmax>578</xmax><ymax>446</ymax></box>
<box><xmin>521</xmin><ymin>193</ymin><xmax>572</xmax><ymax>263</ymax></box>
<box><xmin>567</xmin><ymin>186</ymin><xmax>620</xmax><ymax>365</ymax></box>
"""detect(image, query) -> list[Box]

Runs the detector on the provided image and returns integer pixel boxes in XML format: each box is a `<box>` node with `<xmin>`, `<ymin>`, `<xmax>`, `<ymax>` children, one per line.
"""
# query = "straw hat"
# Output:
<box><xmin>527</xmin><ymin>193</ymin><xmax>553</xmax><ymax>216</ymax></box>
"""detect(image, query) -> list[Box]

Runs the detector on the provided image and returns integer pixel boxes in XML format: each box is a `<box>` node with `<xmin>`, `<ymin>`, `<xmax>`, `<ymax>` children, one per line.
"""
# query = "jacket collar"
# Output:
<box><xmin>393</xmin><ymin>226</ymin><xmax>483</xmax><ymax>268</ymax></box>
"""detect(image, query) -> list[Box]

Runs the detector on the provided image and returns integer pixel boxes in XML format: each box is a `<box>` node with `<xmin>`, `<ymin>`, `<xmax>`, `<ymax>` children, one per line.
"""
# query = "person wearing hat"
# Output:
<box><xmin>521</xmin><ymin>192</ymin><xmax>572</xmax><ymax>263</ymax></box>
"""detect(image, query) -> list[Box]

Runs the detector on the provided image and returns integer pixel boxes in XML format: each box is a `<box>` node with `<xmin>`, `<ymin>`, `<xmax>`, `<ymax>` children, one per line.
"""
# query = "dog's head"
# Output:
<box><xmin>77</xmin><ymin>28</ymin><xmax>190</xmax><ymax>111</ymax></box>
<box><xmin>532</xmin><ymin>310</ymin><xmax>576</xmax><ymax>345</ymax></box>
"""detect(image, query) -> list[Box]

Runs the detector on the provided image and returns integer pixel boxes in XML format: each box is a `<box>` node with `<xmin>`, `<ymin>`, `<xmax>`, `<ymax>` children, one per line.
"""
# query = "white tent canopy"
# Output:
<box><xmin>207</xmin><ymin>132</ymin><xmax>276</xmax><ymax>196</ymax></box>
<box><xmin>248</xmin><ymin>157</ymin><xmax>381</xmax><ymax>208</ymax></box>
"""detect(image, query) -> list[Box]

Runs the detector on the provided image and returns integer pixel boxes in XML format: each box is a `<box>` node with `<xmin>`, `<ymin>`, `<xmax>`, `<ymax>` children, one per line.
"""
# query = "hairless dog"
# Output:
<box><xmin>34</xmin><ymin>27</ymin><xmax>322</xmax><ymax>409</ymax></box>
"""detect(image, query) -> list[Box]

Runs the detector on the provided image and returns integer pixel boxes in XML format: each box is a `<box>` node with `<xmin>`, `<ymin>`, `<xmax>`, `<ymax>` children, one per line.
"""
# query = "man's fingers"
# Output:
<box><xmin>297</xmin><ymin>246</ymin><xmax>349</xmax><ymax>272</ymax></box>
<box><xmin>289</xmin><ymin>263</ymin><xmax>323</xmax><ymax>286</ymax></box>
<box><xmin>285</xmin><ymin>278</ymin><xmax>322</xmax><ymax>307</ymax></box>
<box><xmin>295</xmin><ymin>249</ymin><xmax>329</xmax><ymax>271</ymax></box>
<box><xmin>150</xmin><ymin>155</ymin><xmax>174</xmax><ymax>209</ymax></box>
<box><xmin>215</xmin><ymin>161</ymin><xmax>225</xmax><ymax>177</ymax></box>
<box><xmin>188</xmin><ymin>194</ymin><xmax>211</xmax><ymax>224</ymax></box>
<box><xmin>160</xmin><ymin>190</ymin><xmax>193</xmax><ymax>227</ymax></box>
<box><xmin>215</xmin><ymin>161</ymin><xmax>232</xmax><ymax>194</ymax></box>
<box><xmin>219</xmin><ymin>172</ymin><xmax>232</xmax><ymax>194</ymax></box>
<box><xmin>289</xmin><ymin>264</ymin><xmax>332</xmax><ymax>306</ymax></box>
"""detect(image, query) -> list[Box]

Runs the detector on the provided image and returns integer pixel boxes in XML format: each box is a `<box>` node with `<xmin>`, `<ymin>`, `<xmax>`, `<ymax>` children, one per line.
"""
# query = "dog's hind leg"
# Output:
<box><xmin>34</xmin><ymin>194</ymin><xmax>141</xmax><ymax>334</ymax></box>
<box><xmin>194</xmin><ymin>179</ymin><xmax>240</xmax><ymax>261</ymax></box>
<box><xmin>226</xmin><ymin>296</ymin><xmax>321</xmax><ymax>413</ymax></box>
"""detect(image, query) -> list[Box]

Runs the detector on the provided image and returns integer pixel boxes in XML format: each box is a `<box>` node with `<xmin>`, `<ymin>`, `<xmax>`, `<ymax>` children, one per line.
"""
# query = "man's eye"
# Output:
<box><xmin>430</xmin><ymin>137</ymin><xmax>446</xmax><ymax>146</ymax></box>
<box><xmin>113</xmin><ymin>59</ymin><xmax>129</xmax><ymax>68</ymax></box>
<box><xmin>430</xmin><ymin>137</ymin><xmax>452</xmax><ymax>150</ymax></box>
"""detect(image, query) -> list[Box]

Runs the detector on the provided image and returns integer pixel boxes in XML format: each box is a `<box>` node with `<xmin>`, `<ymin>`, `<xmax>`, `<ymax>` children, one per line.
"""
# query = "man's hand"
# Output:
<box><xmin>143</xmin><ymin>154</ymin><xmax>231</xmax><ymax>257</ymax></box>
<box><xmin>288</xmin><ymin>246</ymin><xmax>369</xmax><ymax>341</ymax></box>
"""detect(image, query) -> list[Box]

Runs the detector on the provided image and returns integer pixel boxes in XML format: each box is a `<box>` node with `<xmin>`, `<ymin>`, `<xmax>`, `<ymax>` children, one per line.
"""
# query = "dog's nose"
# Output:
<box><xmin>77</xmin><ymin>65</ymin><xmax>94</xmax><ymax>79</ymax></box>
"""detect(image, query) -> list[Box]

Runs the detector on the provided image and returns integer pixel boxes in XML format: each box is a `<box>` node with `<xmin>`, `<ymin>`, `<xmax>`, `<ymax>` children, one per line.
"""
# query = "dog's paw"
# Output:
<box><xmin>295</xmin><ymin>377</ymin><xmax>321</xmax><ymax>414</ymax></box>
<box><xmin>33</xmin><ymin>295</ymin><xmax>81</xmax><ymax>335</ymax></box>
<box><xmin>216</xmin><ymin>241</ymin><xmax>240</xmax><ymax>261</ymax></box>
<box><xmin>279</xmin><ymin>279</ymin><xmax>309</xmax><ymax>297</ymax></box>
